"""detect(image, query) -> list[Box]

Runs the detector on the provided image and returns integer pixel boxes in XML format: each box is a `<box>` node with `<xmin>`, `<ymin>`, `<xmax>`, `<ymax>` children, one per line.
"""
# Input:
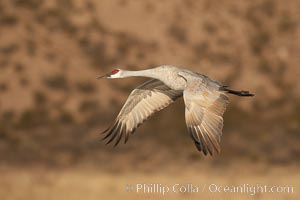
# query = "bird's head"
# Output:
<box><xmin>97</xmin><ymin>68</ymin><xmax>124</xmax><ymax>79</ymax></box>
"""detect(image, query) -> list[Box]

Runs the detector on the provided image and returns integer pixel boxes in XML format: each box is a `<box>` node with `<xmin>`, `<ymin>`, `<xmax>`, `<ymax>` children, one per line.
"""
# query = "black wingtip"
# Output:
<box><xmin>195</xmin><ymin>141</ymin><xmax>210</xmax><ymax>156</ymax></box>
<box><xmin>194</xmin><ymin>140</ymin><xmax>221</xmax><ymax>156</ymax></box>
<box><xmin>124</xmin><ymin>133</ymin><xmax>129</xmax><ymax>144</ymax></box>
<box><xmin>101</xmin><ymin>130</ymin><xmax>110</xmax><ymax>141</ymax></box>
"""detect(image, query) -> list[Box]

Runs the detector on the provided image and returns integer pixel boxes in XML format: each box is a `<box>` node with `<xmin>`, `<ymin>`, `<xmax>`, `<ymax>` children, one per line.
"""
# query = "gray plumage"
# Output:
<box><xmin>98</xmin><ymin>65</ymin><xmax>254</xmax><ymax>156</ymax></box>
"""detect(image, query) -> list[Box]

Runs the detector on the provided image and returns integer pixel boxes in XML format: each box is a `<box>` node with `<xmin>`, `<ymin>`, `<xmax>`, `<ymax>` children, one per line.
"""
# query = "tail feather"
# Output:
<box><xmin>221</xmin><ymin>87</ymin><xmax>254</xmax><ymax>97</ymax></box>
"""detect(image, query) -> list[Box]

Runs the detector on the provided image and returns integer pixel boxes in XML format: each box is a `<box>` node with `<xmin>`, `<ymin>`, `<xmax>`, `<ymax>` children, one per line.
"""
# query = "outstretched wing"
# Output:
<box><xmin>183</xmin><ymin>87</ymin><xmax>229</xmax><ymax>156</ymax></box>
<box><xmin>102</xmin><ymin>79</ymin><xmax>183</xmax><ymax>146</ymax></box>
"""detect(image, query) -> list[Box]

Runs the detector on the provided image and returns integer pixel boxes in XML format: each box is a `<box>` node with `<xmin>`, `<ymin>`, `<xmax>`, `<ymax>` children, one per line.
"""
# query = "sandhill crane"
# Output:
<box><xmin>97</xmin><ymin>65</ymin><xmax>254</xmax><ymax>156</ymax></box>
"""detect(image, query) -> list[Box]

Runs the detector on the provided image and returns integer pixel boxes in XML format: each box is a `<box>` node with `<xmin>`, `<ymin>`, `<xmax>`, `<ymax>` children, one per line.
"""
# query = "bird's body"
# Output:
<box><xmin>98</xmin><ymin>65</ymin><xmax>253</xmax><ymax>156</ymax></box>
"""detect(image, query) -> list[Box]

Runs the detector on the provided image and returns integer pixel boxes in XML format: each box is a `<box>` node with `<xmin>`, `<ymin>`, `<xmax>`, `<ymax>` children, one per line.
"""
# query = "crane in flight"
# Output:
<box><xmin>97</xmin><ymin>65</ymin><xmax>254</xmax><ymax>156</ymax></box>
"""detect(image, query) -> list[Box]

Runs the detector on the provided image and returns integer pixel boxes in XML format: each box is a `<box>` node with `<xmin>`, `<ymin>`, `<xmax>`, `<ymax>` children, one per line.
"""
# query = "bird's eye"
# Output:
<box><xmin>111</xmin><ymin>69</ymin><xmax>119</xmax><ymax>74</ymax></box>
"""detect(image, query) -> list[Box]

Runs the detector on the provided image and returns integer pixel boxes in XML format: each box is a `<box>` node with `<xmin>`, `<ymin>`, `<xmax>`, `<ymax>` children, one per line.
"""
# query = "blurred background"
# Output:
<box><xmin>0</xmin><ymin>0</ymin><xmax>299</xmax><ymax>199</ymax></box>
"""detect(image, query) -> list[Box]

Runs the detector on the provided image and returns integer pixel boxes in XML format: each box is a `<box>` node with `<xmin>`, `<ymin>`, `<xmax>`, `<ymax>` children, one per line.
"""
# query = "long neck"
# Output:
<box><xmin>122</xmin><ymin>69</ymin><xmax>159</xmax><ymax>79</ymax></box>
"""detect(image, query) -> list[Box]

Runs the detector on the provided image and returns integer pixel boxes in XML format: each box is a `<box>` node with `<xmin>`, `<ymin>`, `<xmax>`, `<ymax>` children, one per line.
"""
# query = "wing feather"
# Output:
<box><xmin>102</xmin><ymin>79</ymin><xmax>182</xmax><ymax>145</ymax></box>
<box><xmin>184</xmin><ymin>87</ymin><xmax>229</xmax><ymax>156</ymax></box>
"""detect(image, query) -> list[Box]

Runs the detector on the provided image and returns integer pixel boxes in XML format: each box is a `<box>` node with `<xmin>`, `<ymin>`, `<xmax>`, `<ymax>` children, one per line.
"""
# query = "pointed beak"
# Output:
<box><xmin>97</xmin><ymin>73</ymin><xmax>112</xmax><ymax>79</ymax></box>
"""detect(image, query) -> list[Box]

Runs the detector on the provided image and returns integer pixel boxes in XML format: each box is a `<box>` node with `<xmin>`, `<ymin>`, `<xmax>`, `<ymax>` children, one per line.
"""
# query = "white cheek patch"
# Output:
<box><xmin>110</xmin><ymin>73</ymin><xmax>121</xmax><ymax>78</ymax></box>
